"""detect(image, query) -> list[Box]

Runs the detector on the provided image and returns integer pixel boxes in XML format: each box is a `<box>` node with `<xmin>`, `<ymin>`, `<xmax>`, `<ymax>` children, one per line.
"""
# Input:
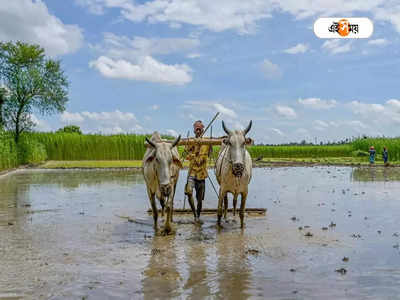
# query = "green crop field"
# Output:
<box><xmin>2</xmin><ymin>130</ymin><xmax>400</xmax><ymax>172</ymax></box>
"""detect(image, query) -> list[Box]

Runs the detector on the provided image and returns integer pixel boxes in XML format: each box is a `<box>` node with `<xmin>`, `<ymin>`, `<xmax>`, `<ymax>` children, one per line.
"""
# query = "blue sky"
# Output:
<box><xmin>1</xmin><ymin>0</ymin><xmax>400</xmax><ymax>144</ymax></box>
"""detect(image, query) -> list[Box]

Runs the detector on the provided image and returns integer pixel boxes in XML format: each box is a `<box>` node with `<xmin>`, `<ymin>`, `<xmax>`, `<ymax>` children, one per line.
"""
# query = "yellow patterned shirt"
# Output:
<box><xmin>185</xmin><ymin>140</ymin><xmax>211</xmax><ymax>180</ymax></box>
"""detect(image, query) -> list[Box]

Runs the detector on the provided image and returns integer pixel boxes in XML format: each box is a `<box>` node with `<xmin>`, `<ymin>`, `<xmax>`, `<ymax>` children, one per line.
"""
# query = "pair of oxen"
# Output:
<box><xmin>143</xmin><ymin>121</ymin><xmax>253</xmax><ymax>234</ymax></box>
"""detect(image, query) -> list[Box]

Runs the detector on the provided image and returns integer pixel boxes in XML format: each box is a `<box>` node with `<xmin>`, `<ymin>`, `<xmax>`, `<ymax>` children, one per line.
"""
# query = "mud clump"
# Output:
<box><xmin>342</xmin><ymin>257</ymin><xmax>349</xmax><ymax>262</ymax></box>
<box><xmin>246</xmin><ymin>249</ymin><xmax>260</xmax><ymax>256</ymax></box>
<box><xmin>336</xmin><ymin>268</ymin><xmax>347</xmax><ymax>274</ymax></box>
<box><xmin>304</xmin><ymin>232</ymin><xmax>313</xmax><ymax>237</ymax></box>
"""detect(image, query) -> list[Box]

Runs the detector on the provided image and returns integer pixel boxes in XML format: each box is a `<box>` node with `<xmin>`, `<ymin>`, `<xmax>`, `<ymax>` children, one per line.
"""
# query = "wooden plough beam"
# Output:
<box><xmin>147</xmin><ymin>208</ymin><xmax>266</xmax><ymax>215</ymax></box>
<box><xmin>145</xmin><ymin>137</ymin><xmax>254</xmax><ymax>147</ymax></box>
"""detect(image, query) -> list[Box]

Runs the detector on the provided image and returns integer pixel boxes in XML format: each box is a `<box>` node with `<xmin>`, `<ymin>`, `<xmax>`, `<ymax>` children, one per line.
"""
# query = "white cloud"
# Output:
<box><xmin>95</xmin><ymin>33</ymin><xmax>200</xmax><ymax>58</ymax></box>
<box><xmin>90</xmin><ymin>33</ymin><xmax>196</xmax><ymax>85</ymax></box>
<box><xmin>322</xmin><ymin>39</ymin><xmax>352</xmax><ymax>55</ymax></box>
<box><xmin>89</xmin><ymin>56</ymin><xmax>192</xmax><ymax>85</ymax></box>
<box><xmin>31</xmin><ymin>114</ymin><xmax>51</xmax><ymax>132</ymax></box>
<box><xmin>270</xmin><ymin>128</ymin><xmax>285</xmax><ymax>136</ymax></box>
<box><xmin>283</xmin><ymin>43</ymin><xmax>308</xmax><ymax>54</ymax></box>
<box><xmin>260</xmin><ymin>59</ymin><xmax>282</xmax><ymax>79</ymax></box>
<box><xmin>368</xmin><ymin>38</ymin><xmax>389</xmax><ymax>46</ymax></box>
<box><xmin>298</xmin><ymin>98</ymin><xmax>337</xmax><ymax>110</ymax></box>
<box><xmin>61</xmin><ymin>112</ymin><xmax>85</xmax><ymax>123</ymax></box>
<box><xmin>0</xmin><ymin>0</ymin><xmax>83</xmax><ymax>56</ymax></box>
<box><xmin>187</xmin><ymin>53</ymin><xmax>202</xmax><ymax>59</ymax></box>
<box><xmin>349</xmin><ymin>101</ymin><xmax>385</xmax><ymax>116</ymax></box>
<box><xmin>275</xmin><ymin>105</ymin><xmax>297</xmax><ymax>119</ymax></box>
<box><xmin>150</xmin><ymin>104</ymin><xmax>160</xmax><ymax>110</ymax></box>
<box><xmin>314</xmin><ymin>120</ymin><xmax>329</xmax><ymax>131</ymax></box>
<box><xmin>76</xmin><ymin>0</ymin><xmax>400</xmax><ymax>35</ymax></box>
<box><xmin>184</xmin><ymin>101</ymin><xmax>237</xmax><ymax>119</ymax></box>
<box><xmin>60</xmin><ymin>110</ymin><xmax>143</xmax><ymax>134</ymax></box>
<box><xmin>166</xmin><ymin>129</ymin><xmax>179</xmax><ymax>136</ymax></box>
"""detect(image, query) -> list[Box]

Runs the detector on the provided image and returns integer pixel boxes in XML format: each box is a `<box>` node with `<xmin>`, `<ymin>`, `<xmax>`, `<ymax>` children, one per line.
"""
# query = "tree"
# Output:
<box><xmin>57</xmin><ymin>125</ymin><xmax>82</xmax><ymax>134</ymax></box>
<box><xmin>0</xmin><ymin>41</ymin><xmax>68</xmax><ymax>142</ymax></box>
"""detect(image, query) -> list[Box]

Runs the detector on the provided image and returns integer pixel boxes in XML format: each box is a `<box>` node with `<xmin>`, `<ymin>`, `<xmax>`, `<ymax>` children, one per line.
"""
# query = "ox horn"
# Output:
<box><xmin>222</xmin><ymin>120</ymin><xmax>232</xmax><ymax>135</ymax></box>
<box><xmin>243</xmin><ymin>120</ymin><xmax>252</xmax><ymax>136</ymax></box>
<box><xmin>146</xmin><ymin>137</ymin><xmax>156</xmax><ymax>148</ymax></box>
<box><xmin>171</xmin><ymin>135</ymin><xmax>181</xmax><ymax>148</ymax></box>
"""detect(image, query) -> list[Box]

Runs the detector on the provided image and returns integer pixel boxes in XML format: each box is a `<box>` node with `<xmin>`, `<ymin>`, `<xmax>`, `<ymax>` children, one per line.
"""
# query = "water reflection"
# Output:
<box><xmin>142</xmin><ymin>234</ymin><xmax>180</xmax><ymax>300</ymax></box>
<box><xmin>183</xmin><ymin>226</ymin><xmax>211</xmax><ymax>299</ymax></box>
<box><xmin>215</xmin><ymin>231</ymin><xmax>252</xmax><ymax>299</ymax></box>
<box><xmin>352</xmin><ymin>167</ymin><xmax>400</xmax><ymax>182</ymax></box>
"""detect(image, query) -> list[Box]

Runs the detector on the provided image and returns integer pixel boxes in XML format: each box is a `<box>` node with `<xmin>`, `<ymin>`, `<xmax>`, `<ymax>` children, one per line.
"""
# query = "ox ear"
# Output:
<box><xmin>144</xmin><ymin>148</ymin><xmax>156</xmax><ymax>164</ymax></box>
<box><xmin>223</xmin><ymin>138</ymin><xmax>229</xmax><ymax>145</ymax></box>
<box><xmin>245</xmin><ymin>137</ymin><xmax>253</xmax><ymax>145</ymax></box>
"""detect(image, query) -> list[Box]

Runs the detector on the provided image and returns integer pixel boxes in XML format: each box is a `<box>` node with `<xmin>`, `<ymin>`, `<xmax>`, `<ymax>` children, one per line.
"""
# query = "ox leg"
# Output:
<box><xmin>239</xmin><ymin>191</ymin><xmax>248</xmax><ymax>229</ymax></box>
<box><xmin>162</xmin><ymin>194</ymin><xmax>173</xmax><ymax>235</ymax></box>
<box><xmin>233</xmin><ymin>194</ymin><xmax>238</xmax><ymax>216</ymax></box>
<box><xmin>223</xmin><ymin>194</ymin><xmax>228</xmax><ymax>219</ymax></box>
<box><xmin>159</xmin><ymin>197</ymin><xmax>165</xmax><ymax>217</ymax></box>
<box><xmin>217</xmin><ymin>190</ymin><xmax>226</xmax><ymax>227</ymax></box>
<box><xmin>170</xmin><ymin>183</ymin><xmax>177</xmax><ymax>223</ymax></box>
<box><xmin>148</xmin><ymin>191</ymin><xmax>158</xmax><ymax>229</ymax></box>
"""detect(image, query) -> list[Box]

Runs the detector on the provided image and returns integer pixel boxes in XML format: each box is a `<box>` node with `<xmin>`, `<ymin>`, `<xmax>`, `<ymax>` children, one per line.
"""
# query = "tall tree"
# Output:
<box><xmin>0</xmin><ymin>41</ymin><xmax>68</xmax><ymax>142</ymax></box>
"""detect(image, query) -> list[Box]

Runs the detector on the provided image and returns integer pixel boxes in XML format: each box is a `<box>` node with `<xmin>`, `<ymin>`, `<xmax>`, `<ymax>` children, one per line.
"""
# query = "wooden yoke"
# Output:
<box><xmin>144</xmin><ymin>137</ymin><xmax>254</xmax><ymax>147</ymax></box>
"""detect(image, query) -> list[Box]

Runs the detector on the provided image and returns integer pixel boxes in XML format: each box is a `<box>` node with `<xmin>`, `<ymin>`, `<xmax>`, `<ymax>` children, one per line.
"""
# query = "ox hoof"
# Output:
<box><xmin>161</xmin><ymin>224</ymin><xmax>176</xmax><ymax>236</ymax></box>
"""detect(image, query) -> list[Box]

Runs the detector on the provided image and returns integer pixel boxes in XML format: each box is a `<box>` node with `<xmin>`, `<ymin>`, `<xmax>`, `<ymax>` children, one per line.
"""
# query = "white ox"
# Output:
<box><xmin>143</xmin><ymin>132</ymin><xmax>182</xmax><ymax>234</ymax></box>
<box><xmin>215</xmin><ymin>121</ymin><xmax>252</xmax><ymax>228</ymax></box>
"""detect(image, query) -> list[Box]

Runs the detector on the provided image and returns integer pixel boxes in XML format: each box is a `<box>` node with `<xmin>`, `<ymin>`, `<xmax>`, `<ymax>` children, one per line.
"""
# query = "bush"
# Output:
<box><xmin>17</xmin><ymin>135</ymin><xmax>47</xmax><ymax>165</ymax></box>
<box><xmin>0</xmin><ymin>130</ymin><xmax>18</xmax><ymax>171</ymax></box>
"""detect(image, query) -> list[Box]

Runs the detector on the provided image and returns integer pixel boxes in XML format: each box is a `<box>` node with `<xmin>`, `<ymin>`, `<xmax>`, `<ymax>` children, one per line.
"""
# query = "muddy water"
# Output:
<box><xmin>1</xmin><ymin>167</ymin><xmax>400</xmax><ymax>299</ymax></box>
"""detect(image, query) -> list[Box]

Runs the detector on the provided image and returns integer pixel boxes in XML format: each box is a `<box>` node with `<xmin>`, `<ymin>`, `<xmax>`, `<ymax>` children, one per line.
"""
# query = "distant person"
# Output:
<box><xmin>369</xmin><ymin>146</ymin><xmax>376</xmax><ymax>164</ymax></box>
<box><xmin>383</xmin><ymin>147</ymin><xmax>388</xmax><ymax>165</ymax></box>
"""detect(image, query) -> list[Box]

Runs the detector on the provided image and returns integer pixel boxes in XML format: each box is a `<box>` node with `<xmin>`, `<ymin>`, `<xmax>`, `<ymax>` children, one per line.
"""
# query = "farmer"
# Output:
<box><xmin>383</xmin><ymin>147</ymin><xmax>389</xmax><ymax>165</ymax></box>
<box><xmin>184</xmin><ymin>120</ymin><xmax>212</xmax><ymax>221</ymax></box>
<box><xmin>369</xmin><ymin>146</ymin><xmax>376</xmax><ymax>164</ymax></box>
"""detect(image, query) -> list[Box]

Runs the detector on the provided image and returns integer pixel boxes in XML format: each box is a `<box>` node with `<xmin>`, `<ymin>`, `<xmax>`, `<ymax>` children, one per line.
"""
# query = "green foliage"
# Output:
<box><xmin>30</xmin><ymin>132</ymin><xmax>149</xmax><ymax>160</ymax></box>
<box><xmin>0</xmin><ymin>41</ymin><xmax>68</xmax><ymax>142</ymax></box>
<box><xmin>56</xmin><ymin>125</ymin><xmax>82</xmax><ymax>135</ymax></box>
<box><xmin>0</xmin><ymin>129</ymin><xmax>18</xmax><ymax>171</ymax></box>
<box><xmin>246</xmin><ymin>144</ymin><xmax>353</xmax><ymax>158</ymax></box>
<box><xmin>17</xmin><ymin>135</ymin><xmax>47</xmax><ymax>165</ymax></box>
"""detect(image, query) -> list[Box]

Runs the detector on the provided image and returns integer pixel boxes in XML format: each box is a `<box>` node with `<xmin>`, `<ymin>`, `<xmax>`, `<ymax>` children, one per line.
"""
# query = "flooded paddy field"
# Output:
<box><xmin>1</xmin><ymin>166</ymin><xmax>400</xmax><ymax>299</ymax></box>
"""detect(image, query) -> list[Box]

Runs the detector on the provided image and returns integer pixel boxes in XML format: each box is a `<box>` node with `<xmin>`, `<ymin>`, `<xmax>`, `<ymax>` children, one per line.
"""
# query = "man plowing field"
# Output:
<box><xmin>184</xmin><ymin>120</ymin><xmax>213</xmax><ymax>221</ymax></box>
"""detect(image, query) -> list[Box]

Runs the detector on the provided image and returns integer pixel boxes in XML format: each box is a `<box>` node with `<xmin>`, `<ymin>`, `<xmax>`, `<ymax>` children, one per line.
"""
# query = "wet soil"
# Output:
<box><xmin>1</xmin><ymin>167</ymin><xmax>400</xmax><ymax>299</ymax></box>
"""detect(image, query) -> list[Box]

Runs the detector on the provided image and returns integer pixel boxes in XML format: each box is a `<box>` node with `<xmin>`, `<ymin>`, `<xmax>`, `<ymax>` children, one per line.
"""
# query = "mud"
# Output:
<box><xmin>1</xmin><ymin>167</ymin><xmax>400</xmax><ymax>299</ymax></box>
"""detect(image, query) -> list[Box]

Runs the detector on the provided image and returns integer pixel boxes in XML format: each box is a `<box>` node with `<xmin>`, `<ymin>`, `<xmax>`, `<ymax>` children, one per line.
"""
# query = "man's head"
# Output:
<box><xmin>193</xmin><ymin>120</ymin><xmax>204</xmax><ymax>137</ymax></box>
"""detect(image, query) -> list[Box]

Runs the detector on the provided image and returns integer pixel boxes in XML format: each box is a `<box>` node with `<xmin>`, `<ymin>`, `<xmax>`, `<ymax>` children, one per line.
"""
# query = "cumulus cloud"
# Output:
<box><xmin>298</xmin><ymin>98</ymin><xmax>337</xmax><ymax>110</ymax></box>
<box><xmin>0</xmin><ymin>0</ymin><xmax>83</xmax><ymax>56</ymax></box>
<box><xmin>183</xmin><ymin>101</ymin><xmax>237</xmax><ymax>119</ymax></box>
<box><xmin>260</xmin><ymin>59</ymin><xmax>282</xmax><ymax>80</ymax></box>
<box><xmin>283</xmin><ymin>43</ymin><xmax>308</xmax><ymax>54</ymax></box>
<box><xmin>166</xmin><ymin>129</ymin><xmax>179</xmax><ymax>136</ymax></box>
<box><xmin>368</xmin><ymin>38</ymin><xmax>389</xmax><ymax>46</ymax></box>
<box><xmin>322</xmin><ymin>39</ymin><xmax>352</xmax><ymax>55</ymax></box>
<box><xmin>270</xmin><ymin>128</ymin><xmax>285</xmax><ymax>136</ymax></box>
<box><xmin>150</xmin><ymin>104</ymin><xmax>160</xmax><ymax>110</ymax></box>
<box><xmin>60</xmin><ymin>110</ymin><xmax>143</xmax><ymax>134</ymax></box>
<box><xmin>89</xmin><ymin>56</ymin><xmax>192</xmax><ymax>85</ymax></box>
<box><xmin>76</xmin><ymin>0</ymin><xmax>400</xmax><ymax>35</ymax></box>
<box><xmin>31</xmin><ymin>114</ymin><xmax>51</xmax><ymax>132</ymax></box>
<box><xmin>90</xmin><ymin>33</ymin><xmax>196</xmax><ymax>85</ymax></box>
<box><xmin>275</xmin><ymin>105</ymin><xmax>297</xmax><ymax>119</ymax></box>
